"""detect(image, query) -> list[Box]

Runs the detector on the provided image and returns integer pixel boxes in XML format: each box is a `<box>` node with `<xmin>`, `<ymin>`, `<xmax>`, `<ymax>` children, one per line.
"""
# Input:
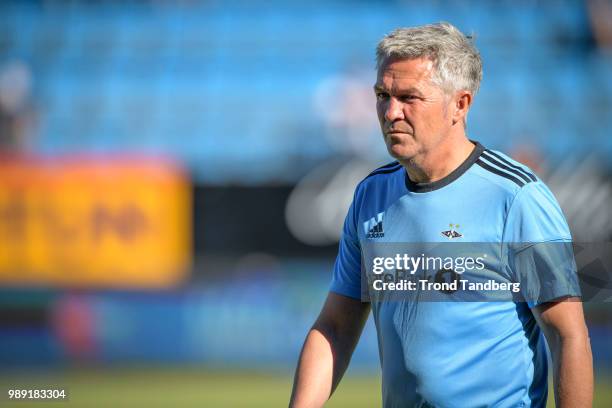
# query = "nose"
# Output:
<box><xmin>384</xmin><ymin>97</ymin><xmax>404</xmax><ymax>122</ymax></box>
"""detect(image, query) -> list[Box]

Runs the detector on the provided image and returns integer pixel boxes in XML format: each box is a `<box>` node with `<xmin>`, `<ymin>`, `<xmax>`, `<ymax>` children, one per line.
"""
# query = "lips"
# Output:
<box><xmin>386</xmin><ymin>127</ymin><xmax>411</xmax><ymax>134</ymax></box>
<box><xmin>386</xmin><ymin>130</ymin><xmax>411</xmax><ymax>136</ymax></box>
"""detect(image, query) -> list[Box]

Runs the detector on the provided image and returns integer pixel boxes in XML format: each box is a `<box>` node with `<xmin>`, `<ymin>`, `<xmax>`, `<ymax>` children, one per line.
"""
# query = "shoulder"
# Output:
<box><xmin>349</xmin><ymin>160</ymin><xmax>404</xmax><ymax>212</ymax></box>
<box><xmin>472</xmin><ymin>148</ymin><xmax>540</xmax><ymax>197</ymax></box>
<box><xmin>365</xmin><ymin>160</ymin><xmax>403</xmax><ymax>179</ymax></box>
<box><xmin>356</xmin><ymin>161</ymin><xmax>403</xmax><ymax>189</ymax></box>
<box><xmin>473</xmin><ymin>149</ymin><xmax>568</xmax><ymax>238</ymax></box>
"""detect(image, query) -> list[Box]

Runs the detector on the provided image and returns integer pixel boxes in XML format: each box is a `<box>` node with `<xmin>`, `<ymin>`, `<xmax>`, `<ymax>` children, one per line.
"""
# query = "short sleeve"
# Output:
<box><xmin>502</xmin><ymin>182</ymin><xmax>581</xmax><ymax>307</ymax></box>
<box><xmin>330</xmin><ymin>196</ymin><xmax>363</xmax><ymax>300</ymax></box>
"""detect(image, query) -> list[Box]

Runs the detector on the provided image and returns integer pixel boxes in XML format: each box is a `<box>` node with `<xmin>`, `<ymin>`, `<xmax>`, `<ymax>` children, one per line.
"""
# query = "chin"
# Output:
<box><xmin>387</xmin><ymin>144</ymin><xmax>418</xmax><ymax>161</ymax></box>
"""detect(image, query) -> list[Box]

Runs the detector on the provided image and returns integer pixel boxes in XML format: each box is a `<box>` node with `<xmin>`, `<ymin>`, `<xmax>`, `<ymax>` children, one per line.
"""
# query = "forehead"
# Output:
<box><xmin>376</xmin><ymin>57</ymin><xmax>435</xmax><ymax>89</ymax></box>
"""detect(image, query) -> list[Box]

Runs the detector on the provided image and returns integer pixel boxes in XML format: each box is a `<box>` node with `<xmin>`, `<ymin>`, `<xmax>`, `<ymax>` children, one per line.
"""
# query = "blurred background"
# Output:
<box><xmin>0</xmin><ymin>0</ymin><xmax>611</xmax><ymax>406</ymax></box>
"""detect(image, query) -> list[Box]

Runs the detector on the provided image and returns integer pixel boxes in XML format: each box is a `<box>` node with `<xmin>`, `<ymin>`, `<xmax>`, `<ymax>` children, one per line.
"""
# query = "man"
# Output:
<box><xmin>289</xmin><ymin>23</ymin><xmax>593</xmax><ymax>407</ymax></box>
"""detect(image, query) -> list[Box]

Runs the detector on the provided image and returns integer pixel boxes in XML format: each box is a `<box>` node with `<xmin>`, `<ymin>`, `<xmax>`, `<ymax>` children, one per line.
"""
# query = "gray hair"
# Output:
<box><xmin>376</xmin><ymin>22</ymin><xmax>483</xmax><ymax>96</ymax></box>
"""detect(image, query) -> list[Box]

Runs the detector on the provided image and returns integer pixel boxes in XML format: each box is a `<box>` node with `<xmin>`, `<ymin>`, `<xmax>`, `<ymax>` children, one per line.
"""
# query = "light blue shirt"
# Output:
<box><xmin>330</xmin><ymin>142</ymin><xmax>580</xmax><ymax>408</ymax></box>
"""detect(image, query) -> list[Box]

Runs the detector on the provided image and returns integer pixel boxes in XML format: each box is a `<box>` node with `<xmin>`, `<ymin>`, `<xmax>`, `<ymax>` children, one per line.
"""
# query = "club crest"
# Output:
<box><xmin>441</xmin><ymin>223</ymin><xmax>463</xmax><ymax>239</ymax></box>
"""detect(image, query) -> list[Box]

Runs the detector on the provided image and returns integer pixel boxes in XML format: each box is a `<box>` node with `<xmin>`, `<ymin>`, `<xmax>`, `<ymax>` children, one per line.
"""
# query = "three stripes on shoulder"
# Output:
<box><xmin>365</xmin><ymin>149</ymin><xmax>538</xmax><ymax>188</ymax></box>
<box><xmin>476</xmin><ymin>150</ymin><xmax>537</xmax><ymax>187</ymax></box>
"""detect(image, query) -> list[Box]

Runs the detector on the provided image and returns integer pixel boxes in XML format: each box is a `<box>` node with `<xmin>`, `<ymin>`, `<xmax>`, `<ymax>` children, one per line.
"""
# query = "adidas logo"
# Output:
<box><xmin>364</xmin><ymin>212</ymin><xmax>385</xmax><ymax>239</ymax></box>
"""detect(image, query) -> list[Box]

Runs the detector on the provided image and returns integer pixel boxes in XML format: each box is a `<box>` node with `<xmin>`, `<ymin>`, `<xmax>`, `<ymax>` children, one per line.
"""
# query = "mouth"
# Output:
<box><xmin>385</xmin><ymin>128</ymin><xmax>411</xmax><ymax>135</ymax></box>
<box><xmin>385</xmin><ymin>131</ymin><xmax>411</xmax><ymax>139</ymax></box>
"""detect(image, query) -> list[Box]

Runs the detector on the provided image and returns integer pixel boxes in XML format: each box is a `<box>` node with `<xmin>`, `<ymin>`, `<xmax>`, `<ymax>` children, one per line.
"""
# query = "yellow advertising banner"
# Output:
<box><xmin>0</xmin><ymin>156</ymin><xmax>191</xmax><ymax>288</ymax></box>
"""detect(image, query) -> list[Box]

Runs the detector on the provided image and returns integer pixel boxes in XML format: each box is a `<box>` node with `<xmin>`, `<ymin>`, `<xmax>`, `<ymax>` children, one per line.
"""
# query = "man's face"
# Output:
<box><xmin>374</xmin><ymin>57</ymin><xmax>453</xmax><ymax>161</ymax></box>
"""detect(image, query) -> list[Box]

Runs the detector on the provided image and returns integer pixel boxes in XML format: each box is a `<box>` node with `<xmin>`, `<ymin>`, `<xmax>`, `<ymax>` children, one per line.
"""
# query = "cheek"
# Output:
<box><xmin>375</xmin><ymin>101</ymin><xmax>385</xmax><ymax>116</ymax></box>
<box><xmin>420</xmin><ymin>105</ymin><xmax>446</xmax><ymax>127</ymax></box>
<box><xmin>375</xmin><ymin>102</ymin><xmax>387</xmax><ymax>124</ymax></box>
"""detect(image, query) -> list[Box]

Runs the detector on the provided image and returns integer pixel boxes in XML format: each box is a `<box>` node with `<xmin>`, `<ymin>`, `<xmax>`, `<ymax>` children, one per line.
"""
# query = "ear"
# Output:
<box><xmin>451</xmin><ymin>91</ymin><xmax>472</xmax><ymax>126</ymax></box>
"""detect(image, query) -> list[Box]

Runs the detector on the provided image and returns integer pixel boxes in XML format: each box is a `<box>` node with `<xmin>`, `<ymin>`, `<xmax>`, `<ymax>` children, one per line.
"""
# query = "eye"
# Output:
<box><xmin>401</xmin><ymin>95</ymin><xmax>419</xmax><ymax>102</ymax></box>
<box><xmin>375</xmin><ymin>91</ymin><xmax>389</xmax><ymax>101</ymax></box>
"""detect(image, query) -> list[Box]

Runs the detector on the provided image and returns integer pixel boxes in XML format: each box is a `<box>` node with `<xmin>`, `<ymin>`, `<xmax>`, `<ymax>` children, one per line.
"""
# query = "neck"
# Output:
<box><xmin>401</xmin><ymin>136</ymin><xmax>475</xmax><ymax>184</ymax></box>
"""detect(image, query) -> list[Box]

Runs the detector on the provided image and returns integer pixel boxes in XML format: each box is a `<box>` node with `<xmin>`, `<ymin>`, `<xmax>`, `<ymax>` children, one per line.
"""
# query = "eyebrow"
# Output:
<box><xmin>373</xmin><ymin>84</ymin><xmax>424</xmax><ymax>97</ymax></box>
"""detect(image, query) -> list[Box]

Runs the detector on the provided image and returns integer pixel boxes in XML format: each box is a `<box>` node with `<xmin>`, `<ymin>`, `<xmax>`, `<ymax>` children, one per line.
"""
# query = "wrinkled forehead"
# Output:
<box><xmin>376</xmin><ymin>56</ymin><xmax>436</xmax><ymax>86</ymax></box>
